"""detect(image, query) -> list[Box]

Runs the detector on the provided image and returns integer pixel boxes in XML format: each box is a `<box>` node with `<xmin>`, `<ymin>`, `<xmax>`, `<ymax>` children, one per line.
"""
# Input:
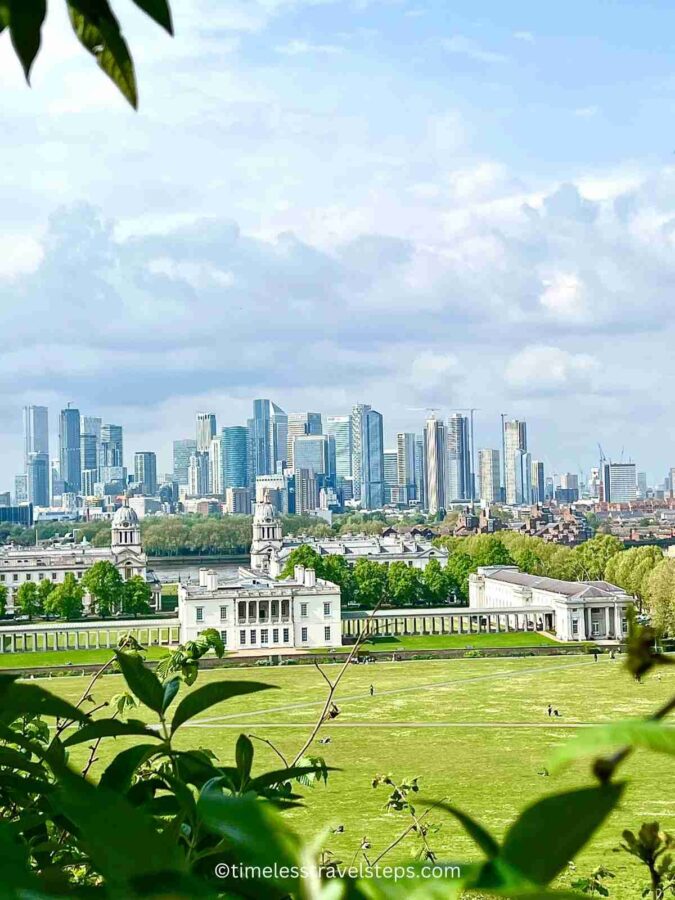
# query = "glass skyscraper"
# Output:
<box><xmin>221</xmin><ymin>426</ymin><xmax>248</xmax><ymax>489</ymax></box>
<box><xmin>59</xmin><ymin>406</ymin><xmax>81</xmax><ymax>493</ymax></box>
<box><xmin>173</xmin><ymin>439</ymin><xmax>197</xmax><ymax>485</ymax></box>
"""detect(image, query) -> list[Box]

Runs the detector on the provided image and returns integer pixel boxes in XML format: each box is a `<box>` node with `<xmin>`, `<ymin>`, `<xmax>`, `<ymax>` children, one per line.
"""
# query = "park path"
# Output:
<box><xmin>195</xmin><ymin>657</ymin><xmax>597</xmax><ymax>725</ymax></box>
<box><xmin>185</xmin><ymin>720</ymin><xmax>596</xmax><ymax>729</ymax></box>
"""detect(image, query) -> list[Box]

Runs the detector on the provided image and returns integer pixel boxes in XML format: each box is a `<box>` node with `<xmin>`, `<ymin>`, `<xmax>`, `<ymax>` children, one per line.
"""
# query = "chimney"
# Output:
<box><xmin>304</xmin><ymin>568</ymin><xmax>316</xmax><ymax>587</ymax></box>
<box><xmin>198</xmin><ymin>567</ymin><xmax>208</xmax><ymax>587</ymax></box>
<box><xmin>294</xmin><ymin>565</ymin><xmax>306</xmax><ymax>583</ymax></box>
<box><xmin>205</xmin><ymin>570</ymin><xmax>218</xmax><ymax>591</ymax></box>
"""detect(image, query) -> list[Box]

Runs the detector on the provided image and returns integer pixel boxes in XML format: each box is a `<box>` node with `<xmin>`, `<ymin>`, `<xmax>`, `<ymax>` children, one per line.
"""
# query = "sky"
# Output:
<box><xmin>1</xmin><ymin>0</ymin><xmax>675</xmax><ymax>486</ymax></box>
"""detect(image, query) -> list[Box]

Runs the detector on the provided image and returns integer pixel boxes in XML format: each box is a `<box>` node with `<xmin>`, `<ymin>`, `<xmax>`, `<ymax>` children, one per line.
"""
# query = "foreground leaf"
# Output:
<box><xmin>99</xmin><ymin>743</ymin><xmax>161</xmax><ymax>792</ymax></box>
<box><xmin>8</xmin><ymin>0</ymin><xmax>46</xmax><ymax>80</ymax></box>
<box><xmin>550</xmin><ymin>720</ymin><xmax>675</xmax><ymax>771</ymax></box>
<box><xmin>171</xmin><ymin>680</ymin><xmax>274</xmax><ymax>734</ymax></box>
<box><xmin>115</xmin><ymin>650</ymin><xmax>165</xmax><ymax>713</ymax></box>
<box><xmin>436</xmin><ymin>802</ymin><xmax>500</xmax><ymax>858</ymax></box>
<box><xmin>62</xmin><ymin>717</ymin><xmax>163</xmax><ymax>748</ymax></box>
<box><xmin>131</xmin><ymin>0</ymin><xmax>173</xmax><ymax>34</ymax></box>
<box><xmin>0</xmin><ymin>681</ymin><xmax>89</xmax><ymax>724</ymax></box>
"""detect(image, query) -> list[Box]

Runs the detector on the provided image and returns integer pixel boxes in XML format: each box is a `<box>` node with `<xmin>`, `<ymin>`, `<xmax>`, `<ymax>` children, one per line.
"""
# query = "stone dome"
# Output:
<box><xmin>112</xmin><ymin>504</ymin><xmax>139</xmax><ymax>529</ymax></box>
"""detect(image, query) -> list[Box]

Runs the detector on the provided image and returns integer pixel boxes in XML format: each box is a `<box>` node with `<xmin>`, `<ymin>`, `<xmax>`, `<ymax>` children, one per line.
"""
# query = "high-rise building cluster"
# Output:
<box><xmin>7</xmin><ymin>401</ymin><xmax>667</xmax><ymax>520</ymax></box>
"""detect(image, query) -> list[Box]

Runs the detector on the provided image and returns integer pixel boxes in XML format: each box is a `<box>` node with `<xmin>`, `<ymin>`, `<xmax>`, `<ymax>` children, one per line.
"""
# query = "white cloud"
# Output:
<box><xmin>275</xmin><ymin>40</ymin><xmax>344</xmax><ymax>55</ymax></box>
<box><xmin>441</xmin><ymin>35</ymin><xmax>509</xmax><ymax>64</ymax></box>
<box><xmin>574</xmin><ymin>105</ymin><xmax>599</xmax><ymax>118</ymax></box>
<box><xmin>408</xmin><ymin>351</ymin><xmax>460</xmax><ymax>395</ymax></box>
<box><xmin>513</xmin><ymin>31</ymin><xmax>535</xmax><ymax>43</ymax></box>
<box><xmin>505</xmin><ymin>346</ymin><xmax>601</xmax><ymax>395</ymax></box>
<box><xmin>538</xmin><ymin>272</ymin><xmax>589</xmax><ymax>322</ymax></box>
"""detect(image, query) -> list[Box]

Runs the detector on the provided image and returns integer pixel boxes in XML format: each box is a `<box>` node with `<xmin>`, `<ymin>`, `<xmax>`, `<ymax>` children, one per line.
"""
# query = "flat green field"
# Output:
<box><xmin>40</xmin><ymin>652</ymin><xmax>675</xmax><ymax>897</ymax></box>
<box><xmin>0</xmin><ymin>646</ymin><xmax>169</xmax><ymax>669</ymax></box>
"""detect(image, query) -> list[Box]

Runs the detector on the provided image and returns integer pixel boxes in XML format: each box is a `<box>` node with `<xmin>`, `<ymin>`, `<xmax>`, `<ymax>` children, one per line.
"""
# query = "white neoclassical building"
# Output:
<box><xmin>178</xmin><ymin>497</ymin><xmax>341</xmax><ymax>653</ymax></box>
<box><xmin>469</xmin><ymin>566</ymin><xmax>633</xmax><ymax>641</ymax></box>
<box><xmin>0</xmin><ymin>504</ymin><xmax>161</xmax><ymax>614</ymax></box>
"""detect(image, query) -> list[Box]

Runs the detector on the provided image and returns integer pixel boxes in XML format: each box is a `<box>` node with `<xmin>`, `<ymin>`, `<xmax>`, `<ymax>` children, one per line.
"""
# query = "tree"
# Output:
<box><xmin>321</xmin><ymin>555</ymin><xmax>356</xmax><ymax>606</ymax></box>
<box><xmin>445</xmin><ymin>552</ymin><xmax>475</xmax><ymax>603</ymax></box>
<box><xmin>14</xmin><ymin>581</ymin><xmax>42</xmax><ymax>621</ymax></box>
<box><xmin>44</xmin><ymin>574</ymin><xmax>84</xmax><ymax>620</ymax></box>
<box><xmin>644</xmin><ymin>559</ymin><xmax>675</xmax><ymax>635</ymax></box>
<box><xmin>422</xmin><ymin>558</ymin><xmax>451</xmax><ymax>604</ymax></box>
<box><xmin>0</xmin><ymin>1</ymin><xmax>173</xmax><ymax>110</ymax></box>
<box><xmin>386</xmin><ymin>562</ymin><xmax>423</xmax><ymax>608</ymax></box>
<box><xmin>464</xmin><ymin>534</ymin><xmax>514</xmax><ymax>568</ymax></box>
<box><xmin>352</xmin><ymin>559</ymin><xmax>388</xmax><ymax>609</ymax></box>
<box><xmin>122</xmin><ymin>576</ymin><xmax>152</xmax><ymax>618</ymax></box>
<box><xmin>37</xmin><ymin>578</ymin><xmax>55</xmax><ymax>608</ymax></box>
<box><xmin>82</xmin><ymin>561</ymin><xmax>124</xmax><ymax>617</ymax></box>
<box><xmin>569</xmin><ymin>534</ymin><xmax>624</xmax><ymax>581</ymax></box>
<box><xmin>279</xmin><ymin>546</ymin><xmax>324</xmax><ymax>580</ymax></box>
<box><xmin>605</xmin><ymin>546</ymin><xmax>663</xmax><ymax>604</ymax></box>
<box><xmin>0</xmin><ymin>583</ymin><xmax>6</xmax><ymax>616</ymax></box>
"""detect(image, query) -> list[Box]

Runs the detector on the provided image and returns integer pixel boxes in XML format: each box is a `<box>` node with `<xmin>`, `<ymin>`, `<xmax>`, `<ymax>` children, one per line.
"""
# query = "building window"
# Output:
<box><xmin>240</xmin><ymin>630</ymin><xmax>246</xmax><ymax>645</ymax></box>
<box><xmin>300</xmin><ymin>602</ymin><xmax>308</xmax><ymax>618</ymax></box>
<box><xmin>238</xmin><ymin>601</ymin><xmax>246</xmax><ymax>623</ymax></box>
<box><xmin>273</xmin><ymin>628</ymin><xmax>279</xmax><ymax>643</ymax></box>
<box><xmin>220</xmin><ymin>631</ymin><xmax>228</xmax><ymax>645</ymax></box>
<box><xmin>282</xmin><ymin>599</ymin><xmax>290</xmax><ymax>618</ymax></box>
<box><xmin>324</xmin><ymin>626</ymin><xmax>331</xmax><ymax>642</ymax></box>
<box><xmin>13</xmin><ymin>574</ymin><xmax>18</xmax><ymax>582</ymax></box>
<box><xmin>0</xmin><ymin>574</ymin><xmax>4</xmax><ymax>582</ymax></box>
<box><xmin>250</xmin><ymin>629</ymin><xmax>257</xmax><ymax>644</ymax></box>
<box><xmin>196</xmin><ymin>607</ymin><xmax>204</xmax><ymax>622</ymax></box>
<box><xmin>283</xmin><ymin>628</ymin><xmax>290</xmax><ymax>643</ymax></box>
<box><xmin>572</xmin><ymin>620</ymin><xmax>578</xmax><ymax>635</ymax></box>
<box><xmin>261</xmin><ymin>629</ymin><xmax>269</xmax><ymax>644</ymax></box>
<box><xmin>38</xmin><ymin>573</ymin><xmax>44</xmax><ymax>581</ymax></box>
<box><xmin>301</xmin><ymin>627</ymin><xmax>308</xmax><ymax>642</ymax></box>
<box><xmin>220</xmin><ymin>606</ymin><xmax>227</xmax><ymax>622</ymax></box>
<box><xmin>26</xmin><ymin>574</ymin><xmax>31</xmax><ymax>581</ymax></box>
<box><xmin>51</xmin><ymin>572</ymin><xmax>57</xmax><ymax>580</ymax></box>
<box><xmin>592</xmin><ymin>622</ymin><xmax>600</xmax><ymax>636</ymax></box>
<box><xmin>323</xmin><ymin>602</ymin><xmax>331</xmax><ymax>617</ymax></box>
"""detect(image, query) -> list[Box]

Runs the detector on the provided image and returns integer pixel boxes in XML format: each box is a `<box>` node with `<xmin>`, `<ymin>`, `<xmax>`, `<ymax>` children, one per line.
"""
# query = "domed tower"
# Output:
<box><xmin>250</xmin><ymin>492</ymin><xmax>283</xmax><ymax>573</ymax></box>
<box><xmin>111</xmin><ymin>502</ymin><xmax>141</xmax><ymax>551</ymax></box>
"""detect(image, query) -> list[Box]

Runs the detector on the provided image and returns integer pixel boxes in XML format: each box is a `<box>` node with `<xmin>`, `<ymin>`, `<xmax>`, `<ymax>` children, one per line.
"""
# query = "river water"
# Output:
<box><xmin>150</xmin><ymin>559</ymin><xmax>244</xmax><ymax>585</ymax></box>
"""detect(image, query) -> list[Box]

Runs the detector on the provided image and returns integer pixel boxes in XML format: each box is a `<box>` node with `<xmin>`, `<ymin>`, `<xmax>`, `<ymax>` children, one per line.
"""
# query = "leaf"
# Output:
<box><xmin>236</xmin><ymin>734</ymin><xmax>254</xmax><ymax>787</ymax></box>
<box><xmin>62</xmin><ymin>718</ymin><xmax>164</xmax><ymax>748</ymax></box>
<box><xmin>99</xmin><ymin>744</ymin><xmax>160</xmax><ymax>793</ymax></box>
<box><xmin>0</xmin><ymin>681</ymin><xmax>89</xmax><ymax>724</ymax></box>
<box><xmin>52</xmin><ymin>766</ymin><xmax>184</xmax><ymax>886</ymax></box>
<box><xmin>131</xmin><ymin>0</ymin><xmax>173</xmax><ymax>34</ymax></box>
<box><xmin>0</xmin><ymin>746</ymin><xmax>46</xmax><ymax>777</ymax></box>
<box><xmin>0</xmin><ymin>822</ymin><xmax>40</xmax><ymax>892</ymax></box>
<box><xmin>114</xmin><ymin>650</ymin><xmax>165</xmax><ymax>713</ymax></box>
<box><xmin>550</xmin><ymin>720</ymin><xmax>675</xmax><ymax>772</ymax></box>
<box><xmin>171</xmin><ymin>680</ymin><xmax>274</xmax><ymax>734</ymax></box>
<box><xmin>436</xmin><ymin>802</ymin><xmax>500</xmax><ymax>858</ymax></box>
<box><xmin>67</xmin><ymin>0</ymin><xmax>138</xmax><ymax>108</ymax></box>
<box><xmin>500</xmin><ymin>784</ymin><xmax>625</xmax><ymax>885</ymax></box>
<box><xmin>161</xmin><ymin>676</ymin><xmax>181</xmax><ymax>712</ymax></box>
<box><xmin>8</xmin><ymin>0</ymin><xmax>46</xmax><ymax>81</ymax></box>
<box><xmin>248</xmin><ymin>764</ymin><xmax>337</xmax><ymax>793</ymax></box>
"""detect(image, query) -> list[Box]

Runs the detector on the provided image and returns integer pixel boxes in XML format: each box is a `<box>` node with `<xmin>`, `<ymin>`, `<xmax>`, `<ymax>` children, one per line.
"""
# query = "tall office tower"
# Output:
<box><xmin>286</xmin><ymin>412</ymin><xmax>322</xmax><ymax>468</ymax></box>
<box><xmin>669</xmin><ymin>467</ymin><xmax>675</xmax><ymax>498</ymax></box>
<box><xmin>188</xmin><ymin>453</ymin><xmax>209</xmax><ymax>496</ymax></box>
<box><xmin>196</xmin><ymin>412</ymin><xmax>217</xmax><ymax>451</ymax></box>
<box><xmin>250</xmin><ymin>400</ymin><xmax>288</xmax><ymax>481</ymax></box>
<box><xmin>292</xmin><ymin>434</ymin><xmax>331</xmax><ymax>475</ymax></box>
<box><xmin>424</xmin><ymin>415</ymin><xmax>448</xmax><ymax>516</ymax></box>
<box><xmin>14</xmin><ymin>474</ymin><xmax>28</xmax><ymax>504</ymax></box>
<box><xmin>80</xmin><ymin>432</ymin><xmax>98</xmax><ymax>493</ymax></box>
<box><xmin>23</xmin><ymin>405</ymin><xmax>49</xmax><ymax>468</ymax></box>
<box><xmin>26</xmin><ymin>453</ymin><xmax>49</xmax><ymax>506</ymax></box>
<box><xmin>503</xmin><ymin>419</ymin><xmax>528</xmax><ymax>505</ymax></box>
<box><xmin>447</xmin><ymin>413</ymin><xmax>472</xmax><ymax>501</ymax></box>
<box><xmin>100</xmin><ymin>424</ymin><xmax>123</xmax><ymax>466</ymax></box>
<box><xmin>134</xmin><ymin>452</ymin><xmax>158</xmax><ymax>496</ymax></box>
<box><xmin>351</xmin><ymin>405</ymin><xmax>384</xmax><ymax>509</ymax></box>
<box><xmin>588</xmin><ymin>467</ymin><xmax>601</xmax><ymax>499</ymax></box>
<box><xmin>173</xmin><ymin>439</ymin><xmax>196</xmax><ymax>485</ymax></box>
<box><xmin>326</xmin><ymin>416</ymin><xmax>353</xmax><ymax>479</ymax></box>
<box><xmin>637</xmin><ymin>472</ymin><xmax>648</xmax><ymax>498</ymax></box>
<box><xmin>221</xmin><ymin>426</ymin><xmax>248</xmax><ymax>489</ymax></box>
<box><xmin>602</xmin><ymin>462</ymin><xmax>637</xmax><ymax>503</ymax></box>
<box><xmin>396</xmin><ymin>433</ymin><xmax>417</xmax><ymax>503</ymax></box>
<box><xmin>209</xmin><ymin>438</ymin><xmax>223</xmax><ymax>494</ymax></box>
<box><xmin>415</xmin><ymin>435</ymin><xmax>425</xmax><ymax>508</ymax></box>
<box><xmin>383</xmin><ymin>450</ymin><xmax>398</xmax><ymax>504</ymax></box>
<box><xmin>478</xmin><ymin>449</ymin><xmax>501</xmax><ymax>505</ymax></box>
<box><xmin>513</xmin><ymin>449</ymin><xmax>532</xmax><ymax>506</ymax></box>
<box><xmin>59</xmin><ymin>406</ymin><xmax>81</xmax><ymax>494</ymax></box>
<box><xmin>294</xmin><ymin>468</ymin><xmax>320</xmax><ymax>514</ymax></box>
<box><xmin>531</xmin><ymin>459</ymin><xmax>545</xmax><ymax>504</ymax></box>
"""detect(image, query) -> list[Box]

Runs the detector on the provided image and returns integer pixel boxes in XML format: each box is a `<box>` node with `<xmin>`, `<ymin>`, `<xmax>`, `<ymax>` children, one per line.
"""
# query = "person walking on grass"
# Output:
<box><xmin>370</xmin><ymin>684</ymin><xmax>374</xmax><ymax>697</ymax></box>
<box><xmin>593</xmin><ymin>650</ymin><xmax>598</xmax><ymax>662</ymax></box>
<box><xmin>547</xmin><ymin>704</ymin><xmax>552</xmax><ymax>717</ymax></box>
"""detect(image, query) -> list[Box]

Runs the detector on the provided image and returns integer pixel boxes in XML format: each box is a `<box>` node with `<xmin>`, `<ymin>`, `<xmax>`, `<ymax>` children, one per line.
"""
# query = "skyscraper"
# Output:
<box><xmin>326</xmin><ymin>416</ymin><xmax>353</xmax><ymax>479</ymax></box>
<box><xmin>424</xmin><ymin>415</ymin><xmax>447</xmax><ymax>516</ymax></box>
<box><xmin>80</xmin><ymin>432</ymin><xmax>99</xmax><ymax>495</ymax></box>
<box><xmin>99</xmin><ymin>424</ymin><xmax>124</xmax><ymax>486</ymax></box>
<box><xmin>134</xmin><ymin>452</ymin><xmax>158</xmax><ymax>496</ymax></box>
<box><xmin>383</xmin><ymin>450</ymin><xmax>398</xmax><ymax>504</ymax></box>
<box><xmin>221</xmin><ymin>426</ymin><xmax>249</xmax><ymax>489</ymax></box>
<box><xmin>531</xmin><ymin>460</ymin><xmax>545</xmax><ymax>504</ymax></box>
<box><xmin>286</xmin><ymin>412</ymin><xmax>322</xmax><ymax>468</ymax></box>
<box><xmin>59</xmin><ymin>406</ymin><xmax>81</xmax><ymax>494</ymax></box>
<box><xmin>415</xmin><ymin>435</ymin><xmax>425</xmax><ymax>509</ymax></box>
<box><xmin>504</xmin><ymin>419</ymin><xmax>528</xmax><ymax>505</ymax></box>
<box><xmin>23</xmin><ymin>405</ymin><xmax>49</xmax><ymax>467</ymax></box>
<box><xmin>396</xmin><ymin>432</ymin><xmax>417</xmax><ymax>503</ymax></box>
<box><xmin>173</xmin><ymin>439</ymin><xmax>197</xmax><ymax>485</ymax></box>
<box><xmin>250</xmin><ymin>400</ymin><xmax>288</xmax><ymax>480</ymax></box>
<box><xmin>293</xmin><ymin>434</ymin><xmax>332</xmax><ymax>475</ymax></box>
<box><xmin>602</xmin><ymin>463</ymin><xmax>637</xmax><ymax>503</ymax></box>
<box><xmin>209</xmin><ymin>437</ymin><xmax>224</xmax><ymax>495</ymax></box>
<box><xmin>26</xmin><ymin>453</ymin><xmax>49</xmax><ymax>507</ymax></box>
<box><xmin>478</xmin><ymin>449</ymin><xmax>501</xmax><ymax>505</ymax></box>
<box><xmin>188</xmin><ymin>453</ymin><xmax>209</xmax><ymax>496</ymax></box>
<box><xmin>196</xmin><ymin>413</ymin><xmax>217</xmax><ymax>452</ymax></box>
<box><xmin>447</xmin><ymin>413</ymin><xmax>472</xmax><ymax>501</ymax></box>
<box><xmin>351</xmin><ymin>404</ymin><xmax>384</xmax><ymax>509</ymax></box>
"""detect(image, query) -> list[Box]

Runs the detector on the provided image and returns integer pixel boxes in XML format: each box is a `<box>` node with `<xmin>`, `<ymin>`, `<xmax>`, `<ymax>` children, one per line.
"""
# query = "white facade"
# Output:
<box><xmin>469</xmin><ymin>565</ymin><xmax>633</xmax><ymax>641</ymax></box>
<box><xmin>178</xmin><ymin>565</ymin><xmax>341</xmax><ymax>652</ymax></box>
<box><xmin>0</xmin><ymin>503</ymin><xmax>160</xmax><ymax>613</ymax></box>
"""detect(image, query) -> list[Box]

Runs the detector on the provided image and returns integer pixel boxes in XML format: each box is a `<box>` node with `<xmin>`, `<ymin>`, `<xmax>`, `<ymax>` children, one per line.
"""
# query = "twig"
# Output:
<box><xmin>248</xmin><ymin>733</ymin><xmax>289</xmax><ymax>768</ymax></box>
<box><xmin>290</xmin><ymin>602</ymin><xmax>382</xmax><ymax>767</ymax></box>
<box><xmin>370</xmin><ymin>807</ymin><xmax>434</xmax><ymax>865</ymax></box>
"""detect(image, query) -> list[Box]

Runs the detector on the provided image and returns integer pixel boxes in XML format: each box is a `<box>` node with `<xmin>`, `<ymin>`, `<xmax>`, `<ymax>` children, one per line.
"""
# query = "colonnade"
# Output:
<box><xmin>342</xmin><ymin>611</ymin><xmax>548</xmax><ymax>638</ymax></box>
<box><xmin>0</xmin><ymin>624</ymin><xmax>181</xmax><ymax>654</ymax></box>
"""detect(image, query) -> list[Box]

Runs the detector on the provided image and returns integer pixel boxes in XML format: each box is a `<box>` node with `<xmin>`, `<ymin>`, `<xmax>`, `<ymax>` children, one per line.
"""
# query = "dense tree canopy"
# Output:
<box><xmin>44</xmin><ymin>573</ymin><xmax>84</xmax><ymax>620</ymax></box>
<box><xmin>82</xmin><ymin>561</ymin><xmax>124</xmax><ymax>617</ymax></box>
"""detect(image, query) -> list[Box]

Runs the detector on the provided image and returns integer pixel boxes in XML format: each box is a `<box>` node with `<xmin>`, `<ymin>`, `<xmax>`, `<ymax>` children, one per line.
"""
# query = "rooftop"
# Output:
<box><xmin>477</xmin><ymin>566</ymin><xmax>628</xmax><ymax>600</ymax></box>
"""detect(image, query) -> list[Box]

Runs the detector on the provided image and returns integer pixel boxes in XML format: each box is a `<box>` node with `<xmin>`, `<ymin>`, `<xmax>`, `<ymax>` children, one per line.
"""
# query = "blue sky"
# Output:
<box><xmin>1</xmin><ymin>0</ymin><xmax>674</xmax><ymax>485</ymax></box>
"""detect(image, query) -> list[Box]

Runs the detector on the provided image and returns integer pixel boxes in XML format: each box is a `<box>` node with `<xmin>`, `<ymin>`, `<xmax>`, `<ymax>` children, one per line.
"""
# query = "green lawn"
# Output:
<box><xmin>41</xmin><ymin>654</ymin><xmax>675</xmax><ymax>898</ymax></box>
<box><xmin>336</xmin><ymin>631</ymin><xmax>563</xmax><ymax>651</ymax></box>
<box><xmin>0</xmin><ymin>646</ymin><xmax>170</xmax><ymax>669</ymax></box>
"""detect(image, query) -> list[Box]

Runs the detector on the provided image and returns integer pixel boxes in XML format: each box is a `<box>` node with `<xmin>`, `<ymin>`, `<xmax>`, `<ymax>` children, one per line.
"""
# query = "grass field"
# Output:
<box><xmin>40</xmin><ymin>652</ymin><xmax>675</xmax><ymax>898</ymax></box>
<box><xmin>0</xmin><ymin>646</ymin><xmax>170</xmax><ymax>668</ymax></box>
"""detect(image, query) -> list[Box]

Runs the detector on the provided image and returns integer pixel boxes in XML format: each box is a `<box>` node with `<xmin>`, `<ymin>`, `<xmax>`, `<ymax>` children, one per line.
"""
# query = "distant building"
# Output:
<box><xmin>603</xmin><ymin>463</ymin><xmax>637</xmax><ymax>503</ymax></box>
<box><xmin>503</xmin><ymin>419</ymin><xmax>527</xmax><ymax>505</ymax></box>
<box><xmin>221</xmin><ymin>426</ymin><xmax>249</xmax><ymax>489</ymax></box>
<box><xmin>26</xmin><ymin>453</ymin><xmax>49</xmax><ymax>507</ymax></box>
<box><xmin>59</xmin><ymin>406</ymin><xmax>81</xmax><ymax>494</ymax></box>
<box><xmin>134</xmin><ymin>452</ymin><xmax>158</xmax><ymax>496</ymax></box>
<box><xmin>424</xmin><ymin>415</ymin><xmax>447</xmax><ymax>516</ymax></box>
<box><xmin>351</xmin><ymin>404</ymin><xmax>384</xmax><ymax>509</ymax></box>
<box><xmin>447</xmin><ymin>414</ymin><xmax>472</xmax><ymax>501</ymax></box>
<box><xmin>173</xmin><ymin>439</ymin><xmax>196</xmax><ymax>486</ymax></box>
<box><xmin>14</xmin><ymin>474</ymin><xmax>28</xmax><ymax>505</ymax></box>
<box><xmin>188</xmin><ymin>453</ymin><xmax>209</xmax><ymax>496</ymax></box>
<box><xmin>225</xmin><ymin>487</ymin><xmax>251</xmax><ymax>515</ymax></box>
<box><xmin>396</xmin><ymin>432</ymin><xmax>417</xmax><ymax>504</ymax></box>
<box><xmin>478</xmin><ymin>449</ymin><xmax>501</xmax><ymax>505</ymax></box>
<box><xmin>23</xmin><ymin>406</ymin><xmax>49</xmax><ymax>468</ymax></box>
<box><xmin>249</xmin><ymin>399</ymin><xmax>287</xmax><ymax>481</ymax></box>
<box><xmin>531</xmin><ymin>460</ymin><xmax>545</xmax><ymax>504</ymax></box>
<box><xmin>286</xmin><ymin>413</ymin><xmax>322</xmax><ymax>468</ymax></box>
<box><xmin>383</xmin><ymin>449</ymin><xmax>398</xmax><ymax>504</ymax></box>
<box><xmin>0</xmin><ymin>504</ymin><xmax>33</xmax><ymax>528</ymax></box>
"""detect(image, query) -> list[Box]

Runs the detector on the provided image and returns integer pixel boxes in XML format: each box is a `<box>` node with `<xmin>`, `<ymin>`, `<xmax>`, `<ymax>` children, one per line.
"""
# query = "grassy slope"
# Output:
<box><xmin>44</xmin><ymin>655</ymin><xmax>675</xmax><ymax>898</ymax></box>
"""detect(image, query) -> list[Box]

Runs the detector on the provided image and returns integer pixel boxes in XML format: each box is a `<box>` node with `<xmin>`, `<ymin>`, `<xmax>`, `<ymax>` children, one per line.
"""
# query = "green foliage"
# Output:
<box><xmin>14</xmin><ymin>580</ymin><xmax>43</xmax><ymax>620</ymax></box>
<box><xmin>43</xmin><ymin>572</ymin><xmax>84</xmax><ymax>619</ymax></box>
<box><xmin>569</xmin><ymin>865</ymin><xmax>614</xmax><ymax>896</ymax></box>
<box><xmin>353</xmin><ymin>558</ymin><xmax>389</xmax><ymax>608</ymax></box>
<box><xmin>604</xmin><ymin>546</ymin><xmax>663</xmax><ymax>602</ymax></box>
<box><xmin>567</xmin><ymin>534</ymin><xmax>624</xmax><ymax>581</ymax></box>
<box><xmin>0</xmin><ymin>0</ymin><xmax>173</xmax><ymax>108</ymax></box>
<box><xmin>0</xmin><ymin>582</ymin><xmax>6</xmax><ymax>615</ymax></box>
<box><xmin>82</xmin><ymin>560</ymin><xmax>124</xmax><ymax>617</ymax></box>
<box><xmin>643</xmin><ymin>558</ymin><xmax>675</xmax><ymax>635</ymax></box>
<box><xmin>155</xmin><ymin>627</ymin><xmax>225</xmax><ymax>684</ymax></box>
<box><xmin>386</xmin><ymin>561</ymin><xmax>423</xmax><ymax>607</ymax></box>
<box><xmin>618</xmin><ymin>823</ymin><xmax>675</xmax><ymax>899</ymax></box>
<box><xmin>122</xmin><ymin>575</ymin><xmax>152</xmax><ymax>617</ymax></box>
